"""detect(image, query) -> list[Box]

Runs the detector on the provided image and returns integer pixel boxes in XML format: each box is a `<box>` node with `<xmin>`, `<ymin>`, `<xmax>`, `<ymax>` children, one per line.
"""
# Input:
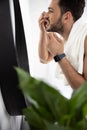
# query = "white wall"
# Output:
<box><xmin>19</xmin><ymin>0</ymin><xmax>52</xmax><ymax>80</ymax></box>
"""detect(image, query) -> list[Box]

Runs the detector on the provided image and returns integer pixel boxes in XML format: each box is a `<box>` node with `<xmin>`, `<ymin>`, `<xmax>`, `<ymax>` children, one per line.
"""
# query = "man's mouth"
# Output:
<box><xmin>44</xmin><ymin>19</ymin><xmax>50</xmax><ymax>29</ymax></box>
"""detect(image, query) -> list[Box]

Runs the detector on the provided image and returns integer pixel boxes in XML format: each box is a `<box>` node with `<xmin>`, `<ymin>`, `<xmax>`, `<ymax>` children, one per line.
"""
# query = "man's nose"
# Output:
<box><xmin>44</xmin><ymin>13</ymin><xmax>49</xmax><ymax>19</ymax></box>
<box><xmin>42</xmin><ymin>11</ymin><xmax>48</xmax><ymax>19</ymax></box>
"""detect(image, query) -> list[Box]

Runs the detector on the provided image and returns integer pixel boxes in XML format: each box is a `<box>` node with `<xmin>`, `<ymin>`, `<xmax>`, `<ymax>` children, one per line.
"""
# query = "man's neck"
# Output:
<box><xmin>61</xmin><ymin>21</ymin><xmax>75</xmax><ymax>41</ymax></box>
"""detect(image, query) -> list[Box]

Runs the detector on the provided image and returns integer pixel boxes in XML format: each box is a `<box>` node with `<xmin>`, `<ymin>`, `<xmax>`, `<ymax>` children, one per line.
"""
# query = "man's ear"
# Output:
<box><xmin>62</xmin><ymin>11</ymin><xmax>72</xmax><ymax>24</ymax></box>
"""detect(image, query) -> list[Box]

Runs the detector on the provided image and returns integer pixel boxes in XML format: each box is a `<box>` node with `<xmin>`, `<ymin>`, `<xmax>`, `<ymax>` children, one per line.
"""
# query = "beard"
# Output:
<box><xmin>46</xmin><ymin>16</ymin><xmax>64</xmax><ymax>34</ymax></box>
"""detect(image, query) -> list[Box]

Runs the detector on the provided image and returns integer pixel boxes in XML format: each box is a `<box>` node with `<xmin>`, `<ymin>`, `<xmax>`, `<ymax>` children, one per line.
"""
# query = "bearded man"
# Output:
<box><xmin>38</xmin><ymin>0</ymin><xmax>87</xmax><ymax>92</ymax></box>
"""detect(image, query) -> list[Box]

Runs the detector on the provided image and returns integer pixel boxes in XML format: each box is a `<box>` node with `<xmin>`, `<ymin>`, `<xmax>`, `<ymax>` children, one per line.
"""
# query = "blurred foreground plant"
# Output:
<box><xmin>16</xmin><ymin>68</ymin><xmax>87</xmax><ymax>130</ymax></box>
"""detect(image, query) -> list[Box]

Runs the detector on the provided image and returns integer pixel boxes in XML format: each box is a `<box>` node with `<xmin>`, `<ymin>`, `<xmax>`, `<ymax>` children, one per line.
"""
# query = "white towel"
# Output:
<box><xmin>55</xmin><ymin>17</ymin><xmax>87</xmax><ymax>86</ymax></box>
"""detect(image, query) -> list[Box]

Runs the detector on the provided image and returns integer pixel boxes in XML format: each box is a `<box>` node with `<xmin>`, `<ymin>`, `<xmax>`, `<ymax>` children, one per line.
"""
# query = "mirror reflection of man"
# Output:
<box><xmin>38</xmin><ymin>0</ymin><xmax>87</xmax><ymax>92</ymax></box>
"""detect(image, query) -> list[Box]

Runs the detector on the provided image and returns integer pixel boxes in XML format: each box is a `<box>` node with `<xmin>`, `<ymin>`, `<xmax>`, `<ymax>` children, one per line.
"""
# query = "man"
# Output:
<box><xmin>38</xmin><ymin>0</ymin><xmax>87</xmax><ymax>89</ymax></box>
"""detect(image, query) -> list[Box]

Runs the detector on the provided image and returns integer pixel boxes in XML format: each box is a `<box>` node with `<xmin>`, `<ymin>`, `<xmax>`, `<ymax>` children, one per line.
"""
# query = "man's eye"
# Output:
<box><xmin>49</xmin><ymin>10</ymin><xmax>53</xmax><ymax>13</ymax></box>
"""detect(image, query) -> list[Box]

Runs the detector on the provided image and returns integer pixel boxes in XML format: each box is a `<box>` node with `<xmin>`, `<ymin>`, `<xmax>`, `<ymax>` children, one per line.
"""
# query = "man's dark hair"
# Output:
<box><xmin>59</xmin><ymin>0</ymin><xmax>85</xmax><ymax>21</ymax></box>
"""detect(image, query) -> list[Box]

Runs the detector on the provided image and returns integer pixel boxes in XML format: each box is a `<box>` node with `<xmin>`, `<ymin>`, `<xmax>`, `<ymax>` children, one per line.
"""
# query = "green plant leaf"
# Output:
<box><xmin>45</xmin><ymin>122</ymin><xmax>73</xmax><ymax>130</ymax></box>
<box><xmin>82</xmin><ymin>104</ymin><xmax>87</xmax><ymax>118</ymax></box>
<box><xmin>70</xmin><ymin>82</ymin><xmax>87</xmax><ymax>112</ymax></box>
<box><xmin>68</xmin><ymin>82</ymin><xmax>87</xmax><ymax>126</ymax></box>
<box><xmin>16</xmin><ymin>68</ymin><xmax>87</xmax><ymax>130</ymax></box>
<box><xmin>23</xmin><ymin>106</ymin><xmax>46</xmax><ymax>130</ymax></box>
<box><xmin>74</xmin><ymin>119</ymin><xmax>87</xmax><ymax>130</ymax></box>
<box><xmin>16</xmin><ymin>68</ymin><xmax>69</xmax><ymax>123</ymax></box>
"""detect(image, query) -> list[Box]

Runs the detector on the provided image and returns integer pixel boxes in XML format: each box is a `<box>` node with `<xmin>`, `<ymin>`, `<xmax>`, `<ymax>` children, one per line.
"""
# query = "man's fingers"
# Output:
<box><xmin>39</xmin><ymin>17</ymin><xmax>49</xmax><ymax>27</ymax></box>
<box><xmin>39</xmin><ymin>19</ymin><xmax>45</xmax><ymax>25</ymax></box>
<box><xmin>47</xmin><ymin>32</ymin><xmax>57</xmax><ymax>40</ymax></box>
<box><xmin>53</xmin><ymin>33</ymin><xmax>63</xmax><ymax>43</ymax></box>
<box><xmin>47</xmin><ymin>32</ymin><xmax>52</xmax><ymax>40</ymax></box>
<box><xmin>39</xmin><ymin>19</ymin><xmax>47</xmax><ymax>31</ymax></box>
<box><xmin>38</xmin><ymin>11</ymin><xmax>46</xmax><ymax>22</ymax></box>
<box><xmin>47</xmin><ymin>32</ymin><xmax>64</xmax><ymax>47</ymax></box>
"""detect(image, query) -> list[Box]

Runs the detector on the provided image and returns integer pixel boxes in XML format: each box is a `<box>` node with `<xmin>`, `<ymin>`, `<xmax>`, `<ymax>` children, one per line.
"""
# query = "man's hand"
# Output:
<box><xmin>38</xmin><ymin>12</ymin><xmax>53</xmax><ymax>63</ymax></box>
<box><xmin>38</xmin><ymin>12</ymin><xmax>49</xmax><ymax>32</ymax></box>
<box><xmin>47</xmin><ymin>32</ymin><xmax>64</xmax><ymax>57</ymax></box>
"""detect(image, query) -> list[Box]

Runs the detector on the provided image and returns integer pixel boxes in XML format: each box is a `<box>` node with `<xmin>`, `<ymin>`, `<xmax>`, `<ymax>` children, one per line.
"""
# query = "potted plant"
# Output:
<box><xmin>16</xmin><ymin>68</ymin><xmax>87</xmax><ymax>130</ymax></box>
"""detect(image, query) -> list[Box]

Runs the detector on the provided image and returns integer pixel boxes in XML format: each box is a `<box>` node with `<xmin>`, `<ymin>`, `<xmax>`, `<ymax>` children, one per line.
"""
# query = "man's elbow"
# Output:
<box><xmin>84</xmin><ymin>74</ymin><xmax>87</xmax><ymax>81</ymax></box>
<box><xmin>72</xmin><ymin>79</ymin><xmax>86</xmax><ymax>90</ymax></box>
<box><xmin>39</xmin><ymin>58</ymin><xmax>48</xmax><ymax>64</ymax></box>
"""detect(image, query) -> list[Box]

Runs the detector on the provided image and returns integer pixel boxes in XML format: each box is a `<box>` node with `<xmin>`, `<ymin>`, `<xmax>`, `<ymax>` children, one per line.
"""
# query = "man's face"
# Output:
<box><xmin>44</xmin><ymin>0</ymin><xmax>64</xmax><ymax>33</ymax></box>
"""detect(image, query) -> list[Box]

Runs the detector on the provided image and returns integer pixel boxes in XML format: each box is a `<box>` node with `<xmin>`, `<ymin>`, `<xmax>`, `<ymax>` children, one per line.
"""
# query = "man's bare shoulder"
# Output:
<box><xmin>83</xmin><ymin>36</ymin><xmax>87</xmax><ymax>80</ymax></box>
<box><xmin>84</xmin><ymin>36</ymin><xmax>87</xmax><ymax>55</ymax></box>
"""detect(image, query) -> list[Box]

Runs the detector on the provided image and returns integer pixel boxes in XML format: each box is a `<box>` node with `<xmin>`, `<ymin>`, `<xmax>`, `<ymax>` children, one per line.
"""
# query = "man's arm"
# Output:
<box><xmin>47</xmin><ymin>33</ymin><xmax>87</xmax><ymax>89</ymax></box>
<box><xmin>38</xmin><ymin>32</ymin><xmax>53</xmax><ymax>63</ymax></box>
<box><xmin>58</xmin><ymin>57</ymin><xmax>86</xmax><ymax>89</ymax></box>
<box><xmin>58</xmin><ymin>36</ymin><xmax>87</xmax><ymax>89</ymax></box>
<box><xmin>38</xmin><ymin>12</ymin><xmax>53</xmax><ymax>63</ymax></box>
